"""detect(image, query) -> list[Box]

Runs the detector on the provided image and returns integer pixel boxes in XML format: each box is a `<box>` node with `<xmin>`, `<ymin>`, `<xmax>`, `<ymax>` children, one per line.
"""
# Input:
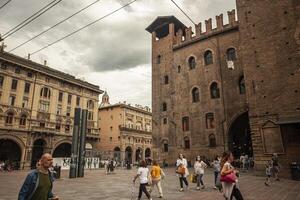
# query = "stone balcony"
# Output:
<box><xmin>119</xmin><ymin>125</ymin><xmax>152</xmax><ymax>135</ymax></box>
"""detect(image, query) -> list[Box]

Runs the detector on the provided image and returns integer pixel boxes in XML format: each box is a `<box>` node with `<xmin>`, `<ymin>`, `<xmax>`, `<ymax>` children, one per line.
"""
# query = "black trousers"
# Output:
<box><xmin>230</xmin><ymin>185</ymin><xmax>244</xmax><ymax>200</ymax></box>
<box><xmin>138</xmin><ymin>183</ymin><xmax>151</xmax><ymax>199</ymax></box>
<box><xmin>179</xmin><ymin>176</ymin><xmax>189</xmax><ymax>188</ymax></box>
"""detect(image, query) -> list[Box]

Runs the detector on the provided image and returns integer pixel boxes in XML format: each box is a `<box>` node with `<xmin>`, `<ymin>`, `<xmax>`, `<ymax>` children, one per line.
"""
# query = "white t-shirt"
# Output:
<box><xmin>137</xmin><ymin>167</ymin><xmax>149</xmax><ymax>184</ymax></box>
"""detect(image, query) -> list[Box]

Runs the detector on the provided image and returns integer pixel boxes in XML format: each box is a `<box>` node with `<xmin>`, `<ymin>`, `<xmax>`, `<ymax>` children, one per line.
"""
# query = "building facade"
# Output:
<box><xmin>98</xmin><ymin>94</ymin><xmax>152</xmax><ymax>164</ymax></box>
<box><xmin>0</xmin><ymin>50</ymin><xmax>103</xmax><ymax>169</ymax></box>
<box><xmin>146</xmin><ymin>0</ymin><xmax>300</xmax><ymax>175</ymax></box>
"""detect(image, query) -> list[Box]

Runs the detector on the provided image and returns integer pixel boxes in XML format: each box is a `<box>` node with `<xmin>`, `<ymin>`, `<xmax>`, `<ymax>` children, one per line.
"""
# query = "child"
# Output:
<box><xmin>265</xmin><ymin>160</ymin><xmax>272</xmax><ymax>186</ymax></box>
<box><xmin>133</xmin><ymin>160</ymin><xmax>152</xmax><ymax>200</ymax></box>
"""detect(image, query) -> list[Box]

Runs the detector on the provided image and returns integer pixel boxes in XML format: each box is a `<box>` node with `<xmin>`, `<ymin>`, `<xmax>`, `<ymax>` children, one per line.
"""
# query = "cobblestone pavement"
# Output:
<box><xmin>0</xmin><ymin>168</ymin><xmax>300</xmax><ymax>200</ymax></box>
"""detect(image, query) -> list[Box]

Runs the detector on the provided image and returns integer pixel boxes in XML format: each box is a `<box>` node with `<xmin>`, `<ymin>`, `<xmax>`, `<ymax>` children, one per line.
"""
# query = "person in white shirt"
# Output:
<box><xmin>133</xmin><ymin>160</ymin><xmax>152</xmax><ymax>200</ymax></box>
<box><xmin>194</xmin><ymin>156</ymin><xmax>207</xmax><ymax>190</ymax></box>
<box><xmin>176</xmin><ymin>153</ymin><xmax>189</xmax><ymax>191</ymax></box>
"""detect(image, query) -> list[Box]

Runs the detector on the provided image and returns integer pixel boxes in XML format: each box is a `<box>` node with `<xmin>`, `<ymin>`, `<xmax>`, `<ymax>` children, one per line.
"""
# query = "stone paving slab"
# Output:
<box><xmin>0</xmin><ymin>168</ymin><xmax>299</xmax><ymax>200</ymax></box>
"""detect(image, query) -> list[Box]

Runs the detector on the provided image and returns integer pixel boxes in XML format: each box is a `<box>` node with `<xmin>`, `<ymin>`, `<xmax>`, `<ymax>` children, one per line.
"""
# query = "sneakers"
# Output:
<box><xmin>196</xmin><ymin>187</ymin><xmax>200</xmax><ymax>190</ymax></box>
<box><xmin>213</xmin><ymin>186</ymin><xmax>218</xmax><ymax>189</ymax></box>
<box><xmin>179</xmin><ymin>188</ymin><xmax>184</xmax><ymax>192</ymax></box>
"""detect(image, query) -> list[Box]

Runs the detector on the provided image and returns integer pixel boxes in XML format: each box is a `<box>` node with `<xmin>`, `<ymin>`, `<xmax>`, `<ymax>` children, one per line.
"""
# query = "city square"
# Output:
<box><xmin>1</xmin><ymin>168</ymin><xmax>300</xmax><ymax>200</ymax></box>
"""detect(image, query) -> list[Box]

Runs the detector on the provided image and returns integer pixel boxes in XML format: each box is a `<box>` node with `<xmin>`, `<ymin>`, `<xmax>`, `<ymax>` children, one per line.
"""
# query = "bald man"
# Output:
<box><xmin>18</xmin><ymin>153</ymin><xmax>59</xmax><ymax>200</ymax></box>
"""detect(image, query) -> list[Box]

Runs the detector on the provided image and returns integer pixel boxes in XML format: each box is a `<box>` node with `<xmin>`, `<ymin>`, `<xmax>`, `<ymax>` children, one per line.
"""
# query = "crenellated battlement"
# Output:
<box><xmin>173</xmin><ymin>9</ymin><xmax>238</xmax><ymax>47</ymax></box>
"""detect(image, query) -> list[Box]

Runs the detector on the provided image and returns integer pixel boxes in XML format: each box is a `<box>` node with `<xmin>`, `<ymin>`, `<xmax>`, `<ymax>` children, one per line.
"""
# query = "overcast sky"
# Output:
<box><xmin>0</xmin><ymin>0</ymin><xmax>236</xmax><ymax>107</ymax></box>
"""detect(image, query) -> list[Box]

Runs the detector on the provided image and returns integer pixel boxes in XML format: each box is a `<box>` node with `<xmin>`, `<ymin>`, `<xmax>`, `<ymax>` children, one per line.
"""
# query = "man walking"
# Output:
<box><xmin>18</xmin><ymin>153</ymin><xmax>59</xmax><ymax>200</ymax></box>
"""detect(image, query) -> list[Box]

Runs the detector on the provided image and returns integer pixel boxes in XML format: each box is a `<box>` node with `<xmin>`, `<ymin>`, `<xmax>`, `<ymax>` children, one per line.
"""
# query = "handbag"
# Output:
<box><xmin>220</xmin><ymin>172</ymin><xmax>237</xmax><ymax>183</ymax></box>
<box><xmin>192</xmin><ymin>174</ymin><xmax>198</xmax><ymax>183</ymax></box>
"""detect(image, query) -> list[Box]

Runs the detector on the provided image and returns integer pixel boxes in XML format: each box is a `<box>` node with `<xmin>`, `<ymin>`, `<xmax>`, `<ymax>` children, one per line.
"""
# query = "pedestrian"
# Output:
<box><xmin>133</xmin><ymin>160</ymin><xmax>152</xmax><ymax>200</ymax></box>
<box><xmin>18</xmin><ymin>153</ymin><xmax>59</xmax><ymax>200</ymax></box>
<box><xmin>194</xmin><ymin>155</ymin><xmax>207</xmax><ymax>190</ymax></box>
<box><xmin>239</xmin><ymin>154</ymin><xmax>245</xmax><ymax>171</ymax></box>
<box><xmin>176</xmin><ymin>153</ymin><xmax>189</xmax><ymax>192</ymax></box>
<box><xmin>105</xmin><ymin>158</ymin><xmax>110</xmax><ymax>174</ymax></box>
<box><xmin>149</xmin><ymin>160</ymin><xmax>165</xmax><ymax>198</ymax></box>
<box><xmin>220</xmin><ymin>151</ymin><xmax>244</xmax><ymax>200</ymax></box>
<box><xmin>265</xmin><ymin>160</ymin><xmax>272</xmax><ymax>186</ymax></box>
<box><xmin>272</xmin><ymin>153</ymin><xmax>280</xmax><ymax>181</ymax></box>
<box><xmin>212</xmin><ymin>155</ymin><xmax>221</xmax><ymax>189</ymax></box>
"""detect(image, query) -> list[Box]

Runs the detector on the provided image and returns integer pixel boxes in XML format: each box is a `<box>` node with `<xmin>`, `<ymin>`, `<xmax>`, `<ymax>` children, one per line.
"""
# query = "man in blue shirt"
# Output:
<box><xmin>18</xmin><ymin>153</ymin><xmax>59</xmax><ymax>200</ymax></box>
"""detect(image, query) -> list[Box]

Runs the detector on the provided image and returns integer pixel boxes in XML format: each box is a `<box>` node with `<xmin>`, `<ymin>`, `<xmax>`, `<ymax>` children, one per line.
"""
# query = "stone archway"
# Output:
<box><xmin>135</xmin><ymin>148</ymin><xmax>142</xmax><ymax>163</ymax></box>
<box><xmin>53</xmin><ymin>143</ymin><xmax>71</xmax><ymax>158</ymax></box>
<box><xmin>228</xmin><ymin>112</ymin><xmax>253</xmax><ymax>158</ymax></box>
<box><xmin>113</xmin><ymin>147</ymin><xmax>121</xmax><ymax>162</ymax></box>
<box><xmin>31</xmin><ymin>139</ymin><xmax>47</xmax><ymax>169</ymax></box>
<box><xmin>145</xmin><ymin>148</ymin><xmax>151</xmax><ymax>158</ymax></box>
<box><xmin>125</xmin><ymin>146</ymin><xmax>132</xmax><ymax>164</ymax></box>
<box><xmin>0</xmin><ymin>139</ymin><xmax>22</xmax><ymax>170</ymax></box>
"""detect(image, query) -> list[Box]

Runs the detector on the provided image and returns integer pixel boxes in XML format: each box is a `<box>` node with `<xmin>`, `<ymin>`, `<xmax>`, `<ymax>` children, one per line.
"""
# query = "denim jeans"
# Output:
<box><xmin>197</xmin><ymin>174</ymin><xmax>204</xmax><ymax>187</ymax></box>
<box><xmin>179</xmin><ymin>176</ymin><xmax>188</xmax><ymax>188</ymax></box>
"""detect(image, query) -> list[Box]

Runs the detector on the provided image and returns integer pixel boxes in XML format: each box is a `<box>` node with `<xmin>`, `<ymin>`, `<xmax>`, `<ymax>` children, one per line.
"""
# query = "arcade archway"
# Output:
<box><xmin>0</xmin><ymin>139</ymin><xmax>22</xmax><ymax>169</ymax></box>
<box><xmin>125</xmin><ymin>146</ymin><xmax>132</xmax><ymax>163</ymax></box>
<box><xmin>228</xmin><ymin>112</ymin><xmax>253</xmax><ymax>158</ymax></box>
<box><xmin>113</xmin><ymin>147</ymin><xmax>121</xmax><ymax>162</ymax></box>
<box><xmin>53</xmin><ymin>143</ymin><xmax>71</xmax><ymax>158</ymax></box>
<box><xmin>31</xmin><ymin>139</ymin><xmax>46</xmax><ymax>169</ymax></box>
<box><xmin>135</xmin><ymin>148</ymin><xmax>142</xmax><ymax>163</ymax></box>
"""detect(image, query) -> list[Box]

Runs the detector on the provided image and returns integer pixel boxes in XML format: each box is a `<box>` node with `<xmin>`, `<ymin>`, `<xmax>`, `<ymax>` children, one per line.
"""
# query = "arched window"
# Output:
<box><xmin>162</xmin><ymin>102</ymin><xmax>167</xmax><ymax>111</ymax></box>
<box><xmin>163</xmin><ymin>141</ymin><xmax>168</xmax><ymax>152</ymax></box>
<box><xmin>206</xmin><ymin>113</ymin><xmax>215</xmax><ymax>129</ymax></box>
<box><xmin>6</xmin><ymin>112</ymin><xmax>14</xmax><ymax>124</ymax></box>
<box><xmin>182</xmin><ymin>116</ymin><xmax>190</xmax><ymax>132</ymax></box>
<box><xmin>184</xmin><ymin>137</ymin><xmax>190</xmax><ymax>149</ymax></box>
<box><xmin>204</xmin><ymin>50</ymin><xmax>213</xmax><ymax>65</ymax></box>
<box><xmin>209</xmin><ymin>134</ymin><xmax>216</xmax><ymax>147</ymax></box>
<box><xmin>164</xmin><ymin>75</ymin><xmax>169</xmax><ymax>84</ymax></box>
<box><xmin>19</xmin><ymin>114</ymin><xmax>27</xmax><ymax>126</ymax></box>
<box><xmin>188</xmin><ymin>56</ymin><xmax>196</xmax><ymax>69</ymax></box>
<box><xmin>192</xmin><ymin>87</ymin><xmax>200</xmax><ymax>102</ymax></box>
<box><xmin>40</xmin><ymin>87</ymin><xmax>51</xmax><ymax>99</ymax></box>
<box><xmin>210</xmin><ymin>82</ymin><xmax>220</xmax><ymax>99</ymax></box>
<box><xmin>177</xmin><ymin>65</ymin><xmax>181</xmax><ymax>73</ymax></box>
<box><xmin>87</xmin><ymin>100</ymin><xmax>94</xmax><ymax>109</ymax></box>
<box><xmin>227</xmin><ymin>48</ymin><xmax>237</xmax><ymax>61</ymax></box>
<box><xmin>157</xmin><ymin>55</ymin><xmax>161</xmax><ymax>64</ymax></box>
<box><xmin>239</xmin><ymin>76</ymin><xmax>246</xmax><ymax>94</ymax></box>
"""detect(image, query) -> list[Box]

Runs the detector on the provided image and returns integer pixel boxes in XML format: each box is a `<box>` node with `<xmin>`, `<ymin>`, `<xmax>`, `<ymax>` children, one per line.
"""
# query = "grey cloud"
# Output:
<box><xmin>2</xmin><ymin>0</ymin><xmax>236</xmax><ymax>73</ymax></box>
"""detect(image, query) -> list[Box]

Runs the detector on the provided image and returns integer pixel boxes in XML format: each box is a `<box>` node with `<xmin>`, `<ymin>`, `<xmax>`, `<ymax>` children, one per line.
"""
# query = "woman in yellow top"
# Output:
<box><xmin>150</xmin><ymin>160</ymin><xmax>165</xmax><ymax>198</ymax></box>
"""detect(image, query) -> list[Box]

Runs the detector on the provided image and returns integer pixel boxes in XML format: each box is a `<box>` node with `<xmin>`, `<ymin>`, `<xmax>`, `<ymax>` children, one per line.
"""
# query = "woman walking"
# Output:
<box><xmin>150</xmin><ymin>160</ymin><xmax>165</xmax><ymax>198</ymax></box>
<box><xmin>212</xmin><ymin>155</ymin><xmax>221</xmax><ymax>189</ymax></box>
<box><xmin>220</xmin><ymin>152</ymin><xmax>244</xmax><ymax>200</ymax></box>
<box><xmin>176</xmin><ymin>154</ymin><xmax>189</xmax><ymax>191</ymax></box>
<box><xmin>133</xmin><ymin>160</ymin><xmax>152</xmax><ymax>200</ymax></box>
<box><xmin>194</xmin><ymin>156</ymin><xmax>207</xmax><ymax>190</ymax></box>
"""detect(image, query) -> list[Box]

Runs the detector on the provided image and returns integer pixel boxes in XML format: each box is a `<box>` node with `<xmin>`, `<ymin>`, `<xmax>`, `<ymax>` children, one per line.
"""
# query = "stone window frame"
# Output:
<box><xmin>183</xmin><ymin>136</ymin><xmax>190</xmax><ymax>149</ymax></box>
<box><xmin>209</xmin><ymin>134</ymin><xmax>217</xmax><ymax>147</ymax></box>
<box><xmin>204</xmin><ymin>49</ymin><xmax>214</xmax><ymax>66</ymax></box>
<box><xmin>210</xmin><ymin>81</ymin><xmax>220</xmax><ymax>99</ymax></box>
<box><xmin>226</xmin><ymin>47</ymin><xmax>237</xmax><ymax>61</ymax></box>
<box><xmin>205</xmin><ymin>112</ymin><xmax>215</xmax><ymax>129</ymax></box>
<box><xmin>187</xmin><ymin>55</ymin><xmax>197</xmax><ymax>70</ymax></box>
<box><xmin>191</xmin><ymin>86</ymin><xmax>200</xmax><ymax>103</ymax></box>
<box><xmin>162</xmin><ymin>102</ymin><xmax>167</xmax><ymax>111</ymax></box>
